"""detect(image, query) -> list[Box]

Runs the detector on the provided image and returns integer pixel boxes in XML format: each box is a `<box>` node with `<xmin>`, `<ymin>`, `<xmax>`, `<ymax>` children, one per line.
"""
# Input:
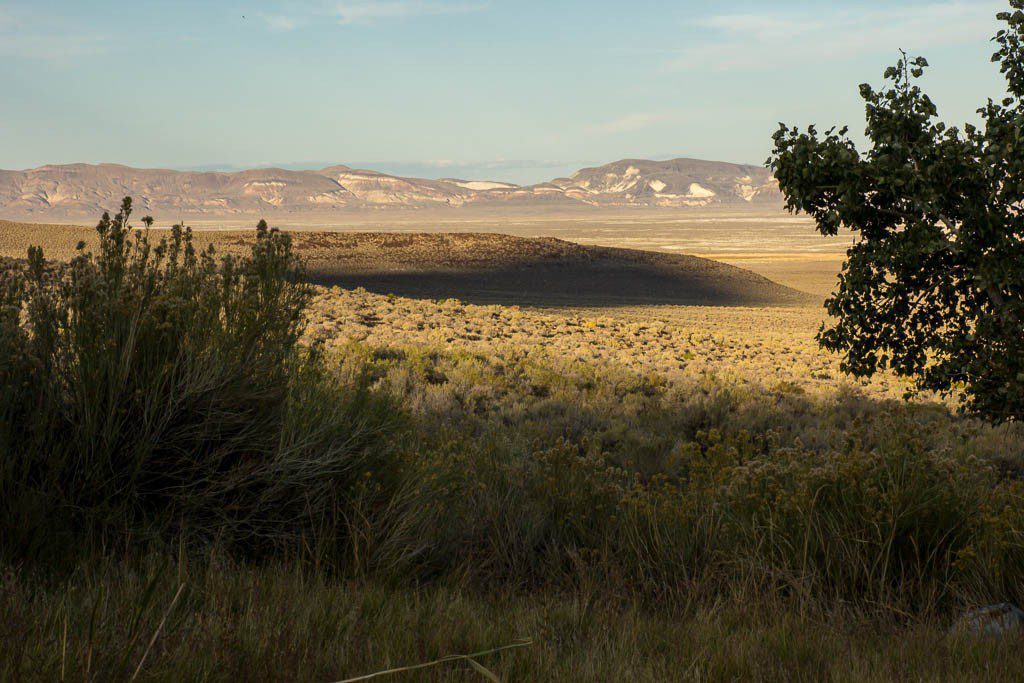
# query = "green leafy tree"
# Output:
<box><xmin>770</xmin><ymin>4</ymin><xmax>1024</xmax><ymax>422</ymax></box>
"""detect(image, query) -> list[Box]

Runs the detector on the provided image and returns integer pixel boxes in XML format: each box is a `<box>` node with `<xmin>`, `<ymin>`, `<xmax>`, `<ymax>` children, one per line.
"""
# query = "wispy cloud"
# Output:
<box><xmin>586</xmin><ymin>112</ymin><xmax>675</xmax><ymax>135</ymax></box>
<box><xmin>334</xmin><ymin>0</ymin><xmax>486</xmax><ymax>25</ymax></box>
<box><xmin>260</xmin><ymin>14</ymin><xmax>300</xmax><ymax>32</ymax></box>
<box><xmin>669</xmin><ymin>1</ymin><xmax>1003</xmax><ymax>72</ymax></box>
<box><xmin>0</xmin><ymin>7</ymin><xmax>108</xmax><ymax>60</ymax></box>
<box><xmin>406</xmin><ymin>158</ymin><xmax>569</xmax><ymax>171</ymax></box>
<box><xmin>259</xmin><ymin>0</ymin><xmax>487</xmax><ymax>30</ymax></box>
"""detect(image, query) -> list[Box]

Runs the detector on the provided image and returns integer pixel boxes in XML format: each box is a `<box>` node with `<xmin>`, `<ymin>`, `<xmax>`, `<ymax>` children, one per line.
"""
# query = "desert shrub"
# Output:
<box><xmin>0</xmin><ymin>199</ymin><xmax>400</xmax><ymax>564</ymax></box>
<box><xmin>0</xmin><ymin>269</ymin><xmax>32</xmax><ymax>458</ymax></box>
<box><xmin>409</xmin><ymin>436</ymin><xmax>637</xmax><ymax>585</ymax></box>
<box><xmin>951</xmin><ymin>477</ymin><xmax>1024</xmax><ymax>606</ymax></box>
<box><xmin>714</xmin><ymin>416</ymin><xmax>992</xmax><ymax>608</ymax></box>
<box><xmin>343</xmin><ymin>342</ymin><xmax>1024</xmax><ymax>612</ymax></box>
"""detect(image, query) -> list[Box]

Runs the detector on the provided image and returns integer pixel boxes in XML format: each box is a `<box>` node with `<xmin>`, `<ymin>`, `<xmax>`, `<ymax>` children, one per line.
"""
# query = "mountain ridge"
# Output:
<box><xmin>0</xmin><ymin>157</ymin><xmax>782</xmax><ymax>219</ymax></box>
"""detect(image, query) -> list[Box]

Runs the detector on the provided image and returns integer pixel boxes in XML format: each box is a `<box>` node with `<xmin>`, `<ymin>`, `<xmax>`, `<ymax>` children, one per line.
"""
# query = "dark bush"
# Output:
<box><xmin>0</xmin><ymin>198</ymin><xmax>398</xmax><ymax>562</ymax></box>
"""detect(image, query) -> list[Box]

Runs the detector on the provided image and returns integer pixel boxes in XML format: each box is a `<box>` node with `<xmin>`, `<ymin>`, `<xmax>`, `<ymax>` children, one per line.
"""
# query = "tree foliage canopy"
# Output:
<box><xmin>770</xmin><ymin>2</ymin><xmax>1024</xmax><ymax>422</ymax></box>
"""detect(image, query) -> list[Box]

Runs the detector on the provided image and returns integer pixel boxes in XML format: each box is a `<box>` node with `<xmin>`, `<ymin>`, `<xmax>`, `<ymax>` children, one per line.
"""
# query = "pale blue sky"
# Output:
<box><xmin>0</xmin><ymin>0</ymin><xmax>1011</xmax><ymax>183</ymax></box>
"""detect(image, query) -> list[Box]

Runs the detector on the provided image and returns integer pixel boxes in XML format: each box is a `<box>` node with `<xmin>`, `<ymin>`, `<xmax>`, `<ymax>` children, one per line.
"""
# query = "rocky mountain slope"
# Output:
<box><xmin>0</xmin><ymin>158</ymin><xmax>782</xmax><ymax>219</ymax></box>
<box><xmin>551</xmin><ymin>158</ymin><xmax>780</xmax><ymax>207</ymax></box>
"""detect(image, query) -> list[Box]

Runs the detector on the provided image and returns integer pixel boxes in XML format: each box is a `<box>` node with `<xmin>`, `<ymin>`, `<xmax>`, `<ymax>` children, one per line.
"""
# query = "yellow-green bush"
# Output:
<box><xmin>350</xmin><ymin>342</ymin><xmax>1024</xmax><ymax>612</ymax></box>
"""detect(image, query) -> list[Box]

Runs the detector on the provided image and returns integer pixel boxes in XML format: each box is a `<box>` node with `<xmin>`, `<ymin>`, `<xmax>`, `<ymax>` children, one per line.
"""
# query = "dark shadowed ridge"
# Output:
<box><xmin>0</xmin><ymin>221</ymin><xmax>812</xmax><ymax>307</ymax></box>
<box><xmin>264</xmin><ymin>232</ymin><xmax>812</xmax><ymax>307</ymax></box>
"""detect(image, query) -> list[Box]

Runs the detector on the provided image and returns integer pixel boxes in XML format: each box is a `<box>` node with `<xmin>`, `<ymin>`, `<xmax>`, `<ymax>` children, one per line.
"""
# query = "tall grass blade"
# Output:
<box><xmin>332</xmin><ymin>639</ymin><xmax>533</xmax><ymax>682</ymax></box>
<box><xmin>130</xmin><ymin>582</ymin><xmax>185</xmax><ymax>682</ymax></box>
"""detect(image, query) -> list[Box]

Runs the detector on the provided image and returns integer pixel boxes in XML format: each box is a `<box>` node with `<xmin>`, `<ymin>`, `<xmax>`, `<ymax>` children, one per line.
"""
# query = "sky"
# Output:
<box><xmin>0</xmin><ymin>0</ymin><xmax>1013</xmax><ymax>184</ymax></box>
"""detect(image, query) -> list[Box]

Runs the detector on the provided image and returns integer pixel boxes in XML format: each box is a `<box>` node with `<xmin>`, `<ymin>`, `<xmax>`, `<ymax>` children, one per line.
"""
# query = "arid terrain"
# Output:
<box><xmin>0</xmin><ymin>158</ymin><xmax>781</xmax><ymax>220</ymax></box>
<box><xmin>5</xmin><ymin>209</ymin><xmax>1024</xmax><ymax>681</ymax></box>
<box><xmin>9</xmin><ymin>0</ymin><xmax>1024</xmax><ymax>677</ymax></box>
<box><xmin>0</xmin><ymin>205</ymin><xmax>847</xmax><ymax>295</ymax></box>
<box><xmin>0</xmin><ymin>212</ymin><xmax>862</xmax><ymax>398</ymax></box>
<box><xmin>0</xmin><ymin>212</ymin><xmax>906</xmax><ymax>405</ymax></box>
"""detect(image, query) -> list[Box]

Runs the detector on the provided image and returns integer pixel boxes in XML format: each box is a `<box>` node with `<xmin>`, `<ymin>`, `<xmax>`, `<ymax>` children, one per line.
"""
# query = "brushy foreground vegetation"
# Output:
<box><xmin>0</xmin><ymin>199</ymin><xmax>396</xmax><ymax>566</ymax></box>
<box><xmin>3</xmin><ymin>203</ymin><xmax>1024</xmax><ymax>680</ymax></box>
<box><xmin>7</xmin><ymin>555</ymin><xmax>1024</xmax><ymax>682</ymax></box>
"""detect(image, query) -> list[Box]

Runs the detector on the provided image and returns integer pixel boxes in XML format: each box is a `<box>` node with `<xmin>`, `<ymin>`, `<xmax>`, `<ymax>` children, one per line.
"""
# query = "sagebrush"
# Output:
<box><xmin>0</xmin><ymin>198</ymin><xmax>397</xmax><ymax>564</ymax></box>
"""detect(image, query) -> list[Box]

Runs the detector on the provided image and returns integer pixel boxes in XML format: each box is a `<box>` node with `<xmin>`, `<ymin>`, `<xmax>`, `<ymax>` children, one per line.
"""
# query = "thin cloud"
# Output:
<box><xmin>412</xmin><ymin>158</ymin><xmax>569</xmax><ymax>170</ymax></box>
<box><xmin>587</xmin><ymin>112</ymin><xmax>675</xmax><ymax>135</ymax></box>
<box><xmin>0</xmin><ymin>7</ymin><xmax>108</xmax><ymax>60</ymax></box>
<box><xmin>334</xmin><ymin>0</ymin><xmax>487</xmax><ymax>25</ymax></box>
<box><xmin>670</xmin><ymin>1</ymin><xmax>1004</xmax><ymax>72</ymax></box>
<box><xmin>260</xmin><ymin>14</ymin><xmax>300</xmax><ymax>31</ymax></box>
<box><xmin>257</xmin><ymin>0</ymin><xmax>486</xmax><ymax>30</ymax></box>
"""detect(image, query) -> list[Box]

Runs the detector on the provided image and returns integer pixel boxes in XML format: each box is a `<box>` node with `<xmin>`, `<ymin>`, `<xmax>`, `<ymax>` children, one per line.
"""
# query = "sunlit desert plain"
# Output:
<box><xmin>0</xmin><ymin>209</ymin><xmax>859</xmax><ymax>400</ymax></box>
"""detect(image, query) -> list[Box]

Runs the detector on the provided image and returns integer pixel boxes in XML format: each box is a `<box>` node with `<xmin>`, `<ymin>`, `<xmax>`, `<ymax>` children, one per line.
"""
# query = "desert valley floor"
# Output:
<box><xmin>0</xmin><ymin>208</ymin><xmax>900</xmax><ymax>403</ymax></box>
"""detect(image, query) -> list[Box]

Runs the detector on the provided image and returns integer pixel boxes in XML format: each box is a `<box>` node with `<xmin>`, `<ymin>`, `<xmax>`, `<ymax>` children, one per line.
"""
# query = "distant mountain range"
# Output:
<box><xmin>0</xmin><ymin>158</ymin><xmax>782</xmax><ymax>219</ymax></box>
